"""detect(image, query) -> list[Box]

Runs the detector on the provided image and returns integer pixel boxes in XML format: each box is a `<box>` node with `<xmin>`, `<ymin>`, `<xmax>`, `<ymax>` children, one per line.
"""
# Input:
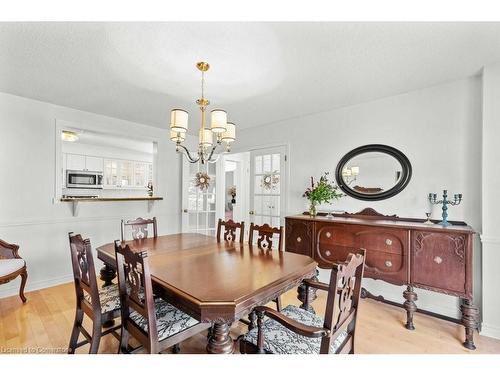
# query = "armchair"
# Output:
<box><xmin>240</xmin><ymin>250</ymin><xmax>365</xmax><ymax>354</ymax></box>
<box><xmin>0</xmin><ymin>239</ymin><xmax>28</xmax><ymax>303</ymax></box>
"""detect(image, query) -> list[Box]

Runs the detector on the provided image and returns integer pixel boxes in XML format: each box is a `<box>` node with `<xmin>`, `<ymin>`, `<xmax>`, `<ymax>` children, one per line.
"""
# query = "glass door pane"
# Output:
<box><xmin>182</xmin><ymin>160</ymin><xmax>218</xmax><ymax>236</ymax></box>
<box><xmin>250</xmin><ymin>146</ymin><xmax>286</xmax><ymax>239</ymax></box>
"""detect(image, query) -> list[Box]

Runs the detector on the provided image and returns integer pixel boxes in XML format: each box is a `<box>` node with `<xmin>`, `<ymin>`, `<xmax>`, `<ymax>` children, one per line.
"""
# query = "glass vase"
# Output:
<box><xmin>308</xmin><ymin>202</ymin><xmax>317</xmax><ymax>217</ymax></box>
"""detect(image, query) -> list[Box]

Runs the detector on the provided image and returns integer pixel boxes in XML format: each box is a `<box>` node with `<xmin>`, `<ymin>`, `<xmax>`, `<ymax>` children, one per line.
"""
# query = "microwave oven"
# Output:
<box><xmin>66</xmin><ymin>170</ymin><xmax>103</xmax><ymax>189</ymax></box>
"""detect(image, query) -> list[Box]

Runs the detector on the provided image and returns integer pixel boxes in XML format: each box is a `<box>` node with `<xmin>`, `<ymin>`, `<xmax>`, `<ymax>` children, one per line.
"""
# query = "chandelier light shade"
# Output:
<box><xmin>221</xmin><ymin>122</ymin><xmax>236</xmax><ymax>143</ymax></box>
<box><xmin>199</xmin><ymin>128</ymin><xmax>213</xmax><ymax>147</ymax></box>
<box><xmin>169</xmin><ymin>62</ymin><xmax>237</xmax><ymax>164</ymax></box>
<box><xmin>170</xmin><ymin>130</ymin><xmax>186</xmax><ymax>143</ymax></box>
<box><xmin>170</xmin><ymin>109</ymin><xmax>189</xmax><ymax>133</ymax></box>
<box><xmin>210</xmin><ymin>109</ymin><xmax>228</xmax><ymax>133</ymax></box>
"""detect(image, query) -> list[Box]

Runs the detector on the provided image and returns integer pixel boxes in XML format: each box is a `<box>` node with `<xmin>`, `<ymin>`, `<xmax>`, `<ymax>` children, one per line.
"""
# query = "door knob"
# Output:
<box><xmin>249</xmin><ymin>210</ymin><xmax>255</xmax><ymax>215</ymax></box>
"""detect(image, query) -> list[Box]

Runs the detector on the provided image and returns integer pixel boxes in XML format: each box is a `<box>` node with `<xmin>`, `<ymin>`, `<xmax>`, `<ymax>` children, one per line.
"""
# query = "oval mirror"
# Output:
<box><xmin>335</xmin><ymin>144</ymin><xmax>412</xmax><ymax>201</ymax></box>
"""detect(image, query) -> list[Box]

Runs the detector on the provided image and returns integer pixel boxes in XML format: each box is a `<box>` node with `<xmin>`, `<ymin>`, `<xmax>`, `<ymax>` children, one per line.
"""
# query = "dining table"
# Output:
<box><xmin>96</xmin><ymin>233</ymin><xmax>318</xmax><ymax>354</ymax></box>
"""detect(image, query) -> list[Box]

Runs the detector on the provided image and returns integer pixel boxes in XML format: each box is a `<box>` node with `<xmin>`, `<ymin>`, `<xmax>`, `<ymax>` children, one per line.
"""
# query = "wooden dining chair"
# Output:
<box><xmin>121</xmin><ymin>217</ymin><xmax>158</xmax><ymax>241</ymax></box>
<box><xmin>216</xmin><ymin>218</ymin><xmax>245</xmax><ymax>243</ymax></box>
<box><xmin>240</xmin><ymin>250</ymin><xmax>365</xmax><ymax>354</ymax></box>
<box><xmin>248</xmin><ymin>222</ymin><xmax>284</xmax><ymax>311</ymax></box>
<box><xmin>0</xmin><ymin>239</ymin><xmax>27</xmax><ymax>303</ymax></box>
<box><xmin>67</xmin><ymin>232</ymin><xmax>121</xmax><ymax>354</ymax></box>
<box><xmin>114</xmin><ymin>241</ymin><xmax>210</xmax><ymax>354</ymax></box>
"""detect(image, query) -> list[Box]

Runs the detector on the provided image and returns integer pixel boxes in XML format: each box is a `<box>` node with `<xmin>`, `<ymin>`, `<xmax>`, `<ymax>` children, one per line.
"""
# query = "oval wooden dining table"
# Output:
<box><xmin>96</xmin><ymin>233</ymin><xmax>317</xmax><ymax>354</ymax></box>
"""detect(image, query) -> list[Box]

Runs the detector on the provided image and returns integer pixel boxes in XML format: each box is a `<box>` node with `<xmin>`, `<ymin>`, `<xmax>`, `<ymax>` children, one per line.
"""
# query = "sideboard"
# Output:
<box><xmin>285</xmin><ymin>208</ymin><xmax>478</xmax><ymax>349</ymax></box>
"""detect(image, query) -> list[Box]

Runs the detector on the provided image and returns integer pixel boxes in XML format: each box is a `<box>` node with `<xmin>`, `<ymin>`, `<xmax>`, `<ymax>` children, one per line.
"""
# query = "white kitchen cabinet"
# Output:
<box><xmin>66</xmin><ymin>153</ymin><xmax>86</xmax><ymax>171</ymax></box>
<box><xmin>66</xmin><ymin>153</ymin><xmax>104</xmax><ymax>172</ymax></box>
<box><xmin>85</xmin><ymin>156</ymin><xmax>104</xmax><ymax>172</ymax></box>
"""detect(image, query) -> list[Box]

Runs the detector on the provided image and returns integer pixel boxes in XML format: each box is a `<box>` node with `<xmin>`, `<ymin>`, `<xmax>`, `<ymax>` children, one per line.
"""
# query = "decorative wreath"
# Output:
<box><xmin>261</xmin><ymin>172</ymin><xmax>280</xmax><ymax>190</ymax></box>
<box><xmin>194</xmin><ymin>172</ymin><xmax>211</xmax><ymax>191</ymax></box>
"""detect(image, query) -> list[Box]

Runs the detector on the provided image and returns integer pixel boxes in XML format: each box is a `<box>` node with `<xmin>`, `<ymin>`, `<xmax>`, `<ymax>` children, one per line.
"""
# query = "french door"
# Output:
<box><xmin>249</xmin><ymin>145</ymin><xmax>287</xmax><ymax>229</ymax></box>
<box><xmin>182</xmin><ymin>160</ymin><xmax>219</xmax><ymax>236</ymax></box>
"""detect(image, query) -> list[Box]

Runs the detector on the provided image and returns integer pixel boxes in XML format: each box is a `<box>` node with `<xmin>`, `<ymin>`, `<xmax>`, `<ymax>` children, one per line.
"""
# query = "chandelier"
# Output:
<box><xmin>169</xmin><ymin>62</ymin><xmax>236</xmax><ymax>164</ymax></box>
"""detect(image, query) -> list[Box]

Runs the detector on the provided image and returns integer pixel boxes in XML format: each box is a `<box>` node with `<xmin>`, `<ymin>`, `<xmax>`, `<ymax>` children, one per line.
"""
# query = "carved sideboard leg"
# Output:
<box><xmin>206</xmin><ymin>321</ymin><xmax>234</xmax><ymax>354</ymax></box>
<box><xmin>460</xmin><ymin>299</ymin><xmax>479</xmax><ymax>350</ymax></box>
<box><xmin>297</xmin><ymin>269</ymin><xmax>319</xmax><ymax>313</ymax></box>
<box><xmin>403</xmin><ymin>285</ymin><xmax>418</xmax><ymax>330</ymax></box>
<box><xmin>100</xmin><ymin>264</ymin><xmax>116</xmax><ymax>287</ymax></box>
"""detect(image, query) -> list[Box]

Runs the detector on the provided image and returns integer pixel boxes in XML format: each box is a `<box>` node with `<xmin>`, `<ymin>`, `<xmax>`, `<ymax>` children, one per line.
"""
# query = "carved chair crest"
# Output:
<box><xmin>217</xmin><ymin>219</ymin><xmax>245</xmax><ymax>243</ymax></box>
<box><xmin>249</xmin><ymin>223</ymin><xmax>283</xmax><ymax>252</ymax></box>
<box><xmin>121</xmin><ymin>217</ymin><xmax>157</xmax><ymax>241</ymax></box>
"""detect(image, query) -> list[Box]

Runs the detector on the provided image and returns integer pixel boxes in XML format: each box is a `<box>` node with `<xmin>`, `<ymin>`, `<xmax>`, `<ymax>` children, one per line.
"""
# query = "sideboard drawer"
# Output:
<box><xmin>356</xmin><ymin>230</ymin><xmax>405</xmax><ymax>255</ymax></box>
<box><xmin>316</xmin><ymin>223</ymin><xmax>408</xmax><ymax>284</ymax></box>
<box><xmin>285</xmin><ymin>218</ymin><xmax>313</xmax><ymax>256</ymax></box>
<box><xmin>411</xmin><ymin>231</ymin><xmax>467</xmax><ymax>296</ymax></box>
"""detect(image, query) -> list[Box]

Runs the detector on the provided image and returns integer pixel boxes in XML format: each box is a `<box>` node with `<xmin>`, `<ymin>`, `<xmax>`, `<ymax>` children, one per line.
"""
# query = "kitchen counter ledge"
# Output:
<box><xmin>60</xmin><ymin>196</ymin><xmax>163</xmax><ymax>216</ymax></box>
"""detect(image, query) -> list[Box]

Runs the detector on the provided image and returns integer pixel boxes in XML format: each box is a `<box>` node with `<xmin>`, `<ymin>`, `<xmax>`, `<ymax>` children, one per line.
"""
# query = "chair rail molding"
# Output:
<box><xmin>480</xmin><ymin>235</ymin><xmax>500</xmax><ymax>244</ymax></box>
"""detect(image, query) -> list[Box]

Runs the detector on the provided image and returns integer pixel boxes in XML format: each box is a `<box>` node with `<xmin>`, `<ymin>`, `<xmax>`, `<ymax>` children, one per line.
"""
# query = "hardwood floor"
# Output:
<box><xmin>1</xmin><ymin>282</ymin><xmax>499</xmax><ymax>354</ymax></box>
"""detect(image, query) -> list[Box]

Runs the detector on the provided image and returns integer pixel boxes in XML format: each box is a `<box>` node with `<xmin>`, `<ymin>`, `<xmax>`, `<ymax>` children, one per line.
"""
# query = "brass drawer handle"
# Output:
<box><xmin>325</xmin><ymin>250</ymin><xmax>331</xmax><ymax>256</ymax></box>
<box><xmin>434</xmin><ymin>256</ymin><xmax>443</xmax><ymax>264</ymax></box>
<box><xmin>296</xmin><ymin>237</ymin><xmax>302</xmax><ymax>243</ymax></box>
<box><xmin>326</xmin><ymin>232</ymin><xmax>332</xmax><ymax>238</ymax></box>
<box><xmin>386</xmin><ymin>239</ymin><xmax>392</xmax><ymax>246</ymax></box>
<box><xmin>385</xmin><ymin>260</ymin><xmax>392</xmax><ymax>268</ymax></box>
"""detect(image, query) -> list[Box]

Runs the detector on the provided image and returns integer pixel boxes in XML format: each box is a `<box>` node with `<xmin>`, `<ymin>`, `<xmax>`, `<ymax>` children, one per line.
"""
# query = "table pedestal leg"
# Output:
<box><xmin>100</xmin><ymin>264</ymin><xmax>116</xmax><ymax>287</ymax></box>
<box><xmin>206</xmin><ymin>321</ymin><xmax>234</xmax><ymax>354</ymax></box>
<box><xmin>100</xmin><ymin>264</ymin><xmax>116</xmax><ymax>328</ymax></box>
<box><xmin>297</xmin><ymin>269</ymin><xmax>319</xmax><ymax>313</ymax></box>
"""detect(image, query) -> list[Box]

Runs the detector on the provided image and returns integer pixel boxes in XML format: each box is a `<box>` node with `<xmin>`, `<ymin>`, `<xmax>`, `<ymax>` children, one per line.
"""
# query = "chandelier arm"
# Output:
<box><xmin>205</xmin><ymin>142</ymin><xmax>220</xmax><ymax>163</ymax></box>
<box><xmin>176</xmin><ymin>143</ymin><xmax>200</xmax><ymax>163</ymax></box>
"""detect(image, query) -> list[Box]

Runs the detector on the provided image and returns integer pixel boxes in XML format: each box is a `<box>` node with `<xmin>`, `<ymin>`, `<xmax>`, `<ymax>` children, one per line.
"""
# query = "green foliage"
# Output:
<box><xmin>303</xmin><ymin>172</ymin><xmax>343</xmax><ymax>205</ymax></box>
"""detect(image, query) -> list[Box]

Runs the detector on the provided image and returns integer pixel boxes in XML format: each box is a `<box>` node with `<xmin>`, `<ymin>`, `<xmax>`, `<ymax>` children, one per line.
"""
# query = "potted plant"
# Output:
<box><xmin>303</xmin><ymin>172</ymin><xmax>343</xmax><ymax>217</ymax></box>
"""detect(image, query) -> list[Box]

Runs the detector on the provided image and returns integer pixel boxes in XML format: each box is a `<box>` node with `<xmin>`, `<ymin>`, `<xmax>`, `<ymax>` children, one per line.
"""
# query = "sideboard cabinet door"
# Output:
<box><xmin>411</xmin><ymin>231</ymin><xmax>467</xmax><ymax>296</ymax></box>
<box><xmin>285</xmin><ymin>219</ymin><xmax>313</xmax><ymax>257</ymax></box>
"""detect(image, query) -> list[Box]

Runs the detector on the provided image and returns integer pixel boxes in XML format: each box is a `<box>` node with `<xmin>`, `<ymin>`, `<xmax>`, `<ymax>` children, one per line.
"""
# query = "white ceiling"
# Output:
<box><xmin>1</xmin><ymin>22</ymin><xmax>500</xmax><ymax>131</ymax></box>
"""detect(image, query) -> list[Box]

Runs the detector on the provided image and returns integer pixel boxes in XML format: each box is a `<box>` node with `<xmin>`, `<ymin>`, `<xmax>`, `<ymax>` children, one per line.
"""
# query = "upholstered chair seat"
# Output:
<box><xmin>84</xmin><ymin>283</ymin><xmax>121</xmax><ymax>314</ymax></box>
<box><xmin>243</xmin><ymin>305</ymin><xmax>347</xmax><ymax>354</ymax></box>
<box><xmin>0</xmin><ymin>259</ymin><xmax>25</xmax><ymax>277</ymax></box>
<box><xmin>130</xmin><ymin>299</ymin><xmax>199</xmax><ymax>341</ymax></box>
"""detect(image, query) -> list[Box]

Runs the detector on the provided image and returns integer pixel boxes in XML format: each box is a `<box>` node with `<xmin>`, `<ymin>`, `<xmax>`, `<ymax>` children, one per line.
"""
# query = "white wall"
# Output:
<box><xmin>481</xmin><ymin>62</ymin><xmax>500</xmax><ymax>340</ymax></box>
<box><xmin>233</xmin><ymin>77</ymin><xmax>483</xmax><ymax>321</ymax></box>
<box><xmin>62</xmin><ymin>142</ymin><xmax>154</xmax><ymax>163</ymax></box>
<box><xmin>0</xmin><ymin>91</ymin><xmax>182</xmax><ymax>298</ymax></box>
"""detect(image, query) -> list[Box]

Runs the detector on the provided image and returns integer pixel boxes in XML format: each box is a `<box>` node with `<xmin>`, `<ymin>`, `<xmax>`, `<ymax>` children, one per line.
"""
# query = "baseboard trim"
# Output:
<box><xmin>0</xmin><ymin>274</ymin><xmax>73</xmax><ymax>299</ymax></box>
<box><xmin>480</xmin><ymin>323</ymin><xmax>500</xmax><ymax>340</ymax></box>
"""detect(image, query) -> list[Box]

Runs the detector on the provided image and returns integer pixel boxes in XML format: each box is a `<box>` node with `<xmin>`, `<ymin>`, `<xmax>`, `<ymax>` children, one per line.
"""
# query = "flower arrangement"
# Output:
<box><xmin>228</xmin><ymin>185</ymin><xmax>236</xmax><ymax>203</ymax></box>
<box><xmin>302</xmin><ymin>172</ymin><xmax>343</xmax><ymax>216</ymax></box>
